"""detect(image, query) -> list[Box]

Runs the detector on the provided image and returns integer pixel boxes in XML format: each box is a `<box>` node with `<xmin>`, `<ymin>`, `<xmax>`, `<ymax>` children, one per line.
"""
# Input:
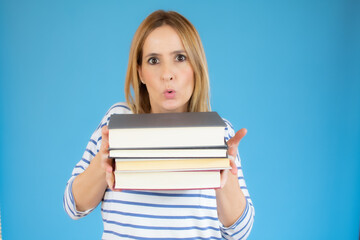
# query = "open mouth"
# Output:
<box><xmin>164</xmin><ymin>89</ymin><xmax>176</xmax><ymax>99</ymax></box>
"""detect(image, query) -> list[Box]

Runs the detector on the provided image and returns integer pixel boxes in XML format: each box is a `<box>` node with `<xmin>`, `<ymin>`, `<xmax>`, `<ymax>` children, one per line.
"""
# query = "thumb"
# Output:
<box><xmin>228</xmin><ymin>128</ymin><xmax>247</xmax><ymax>148</ymax></box>
<box><xmin>100</xmin><ymin>125</ymin><xmax>109</xmax><ymax>151</ymax></box>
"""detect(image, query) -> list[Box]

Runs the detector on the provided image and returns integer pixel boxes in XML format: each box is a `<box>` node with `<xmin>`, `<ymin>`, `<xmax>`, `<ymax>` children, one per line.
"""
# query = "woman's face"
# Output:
<box><xmin>138</xmin><ymin>25</ymin><xmax>194</xmax><ymax>113</ymax></box>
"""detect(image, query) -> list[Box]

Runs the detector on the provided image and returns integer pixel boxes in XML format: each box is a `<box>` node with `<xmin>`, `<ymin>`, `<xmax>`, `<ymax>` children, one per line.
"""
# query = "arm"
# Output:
<box><xmin>64</xmin><ymin>125</ymin><xmax>116</xmax><ymax>218</ymax></box>
<box><xmin>216</xmin><ymin>127</ymin><xmax>255</xmax><ymax>239</ymax></box>
<box><xmin>63</xmin><ymin>125</ymin><xmax>104</xmax><ymax>219</ymax></box>
<box><xmin>72</xmin><ymin>126</ymin><xmax>116</xmax><ymax>212</ymax></box>
<box><xmin>216</xmin><ymin>129</ymin><xmax>247</xmax><ymax>226</ymax></box>
<box><xmin>63</xmin><ymin>103</ymin><xmax>130</xmax><ymax>219</ymax></box>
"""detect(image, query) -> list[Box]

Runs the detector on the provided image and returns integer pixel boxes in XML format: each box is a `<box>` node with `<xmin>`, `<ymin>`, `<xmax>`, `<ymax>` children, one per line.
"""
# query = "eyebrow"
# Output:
<box><xmin>144</xmin><ymin>50</ymin><xmax>186</xmax><ymax>59</ymax></box>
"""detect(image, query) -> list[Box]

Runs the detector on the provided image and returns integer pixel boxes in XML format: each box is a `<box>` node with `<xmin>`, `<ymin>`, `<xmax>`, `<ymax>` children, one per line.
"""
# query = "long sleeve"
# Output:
<box><xmin>63</xmin><ymin>103</ymin><xmax>132</xmax><ymax>220</ymax></box>
<box><xmin>63</xmin><ymin>123</ymin><xmax>102</xmax><ymax>219</ymax></box>
<box><xmin>219</xmin><ymin>119</ymin><xmax>255</xmax><ymax>239</ymax></box>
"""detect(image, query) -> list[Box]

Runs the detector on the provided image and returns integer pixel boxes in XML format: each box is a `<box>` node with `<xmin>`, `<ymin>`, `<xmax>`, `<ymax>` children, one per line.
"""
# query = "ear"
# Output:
<box><xmin>137</xmin><ymin>66</ymin><xmax>145</xmax><ymax>84</ymax></box>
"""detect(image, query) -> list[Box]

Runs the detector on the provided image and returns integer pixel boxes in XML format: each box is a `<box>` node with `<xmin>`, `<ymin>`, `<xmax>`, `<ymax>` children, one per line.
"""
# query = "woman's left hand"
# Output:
<box><xmin>220</xmin><ymin>128</ymin><xmax>247</xmax><ymax>188</ymax></box>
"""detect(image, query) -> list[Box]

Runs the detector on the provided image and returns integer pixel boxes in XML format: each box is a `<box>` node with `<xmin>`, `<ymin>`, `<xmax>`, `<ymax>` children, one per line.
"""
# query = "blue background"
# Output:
<box><xmin>1</xmin><ymin>0</ymin><xmax>359</xmax><ymax>239</ymax></box>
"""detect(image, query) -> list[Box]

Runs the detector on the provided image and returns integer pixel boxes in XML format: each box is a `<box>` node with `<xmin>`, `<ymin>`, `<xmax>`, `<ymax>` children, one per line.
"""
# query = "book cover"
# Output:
<box><xmin>109</xmin><ymin>146</ymin><xmax>228</xmax><ymax>158</ymax></box>
<box><xmin>115</xmin><ymin>157</ymin><xmax>231</xmax><ymax>171</ymax></box>
<box><xmin>114</xmin><ymin>170</ymin><xmax>221</xmax><ymax>190</ymax></box>
<box><xmin>108</xmin><ymin>112</ymin><xmax>227</xmax><ymax>149</ymax></box>
<box><xmin>108</xmin><ymin>111</ymin><xmax>226</xmax><ymax>129</ymax></box>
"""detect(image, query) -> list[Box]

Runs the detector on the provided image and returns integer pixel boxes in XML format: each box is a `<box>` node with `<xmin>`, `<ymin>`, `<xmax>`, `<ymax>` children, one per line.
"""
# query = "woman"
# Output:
<box><xmin>64</xmin><ymin>10</ymin><xmax>254</xmax><ymax>239</ymax></box>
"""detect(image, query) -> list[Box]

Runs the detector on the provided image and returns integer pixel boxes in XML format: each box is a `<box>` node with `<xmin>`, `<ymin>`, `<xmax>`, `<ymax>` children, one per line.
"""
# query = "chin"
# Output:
<box><xmin>161</xmin><ymin>103</ymin><xmax>187</xmax><ymax>113</ymax></box>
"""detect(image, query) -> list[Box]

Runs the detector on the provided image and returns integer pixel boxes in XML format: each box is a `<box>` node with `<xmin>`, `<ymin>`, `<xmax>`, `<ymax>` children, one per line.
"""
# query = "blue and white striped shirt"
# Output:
<box><xmin>63</xmin><ymin>103</ymin><xmax>255</xmax><ymax>239</ymax></box>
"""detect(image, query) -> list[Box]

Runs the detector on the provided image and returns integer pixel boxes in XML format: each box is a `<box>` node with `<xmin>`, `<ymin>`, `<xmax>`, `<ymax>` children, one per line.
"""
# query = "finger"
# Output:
<box><xmin>227</xmin><ymin>128</ymin><xmax>247</xmax><ymax>156</ymax></box>
<box><xmin>220</xmin><ymin>169</ymin><xmax>229</xmax><ymax>188</ymax></box>
<box><xmin>105</xmin><ymin>163</ymin><xmax>113</xmax><ymax>173</ymax></box>
<box><xmin>227</xmin><ymin>128</ymin><xmax>247</xmax><ymax>148</ymax></box>
<box><xmin>102</xmin><ymin>125</ymin><xmax>109</xmax><ymax>137</ymax></box>
<box><xmin>100</xmin><ymin>141</ymin><xmax>109</xmax><ymax>154</ymax></box>
<box><xmin>100</xmin><ymin>125</ymin><xmax>109</xmax><ymax>152</ymax></box>
<box><xmin>230</xmin><ymin>161</ymin><xmax>238</xmax><ymax>175</ymax></box>
<box><xmin>106</xmin><ymin>174</ymin><xmax>114</xmax><ymax>190</ymax></box>
<box><xmin>105</xmin><ymin>165</ymin><xmax>114</xmax><ymax>190</ymax></box>
<box><xmin>228</xmin><ymin>155</ymin><xmax>238</xmax><ymax>175</ymax></box>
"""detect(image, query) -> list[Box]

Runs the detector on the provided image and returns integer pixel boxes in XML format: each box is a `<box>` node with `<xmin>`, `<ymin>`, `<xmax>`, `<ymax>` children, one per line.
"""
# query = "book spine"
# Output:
<box><xmin>115</xmin><ymin>169</ymin><xmax>224</xmax><ymax>172</ymax></box>
<box><xmin>114</xmin><ymin>168</ymin><xmax>230</xmax><ymax>173</ymax></box>
<box><xmin>113</xmin><ymin>157</ymin><xmax>228</xmax><ymax>160</ymax></box>
<box><xmin>109</xmin><ymin>145</ymin><xmax>228</xmax><ymax>150</ymax></box>
<box><xmin>113</xmin><ymin>186</ymin><xmax>221</xmax><ymax>191</ymax></box>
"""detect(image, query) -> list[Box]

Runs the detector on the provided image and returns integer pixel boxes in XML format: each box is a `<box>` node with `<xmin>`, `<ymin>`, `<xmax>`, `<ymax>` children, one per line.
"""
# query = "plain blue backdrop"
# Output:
<box><xmin>0</xmin><ymin>0</ymin><xmax>359</xmax><ymax>239</ymax></box>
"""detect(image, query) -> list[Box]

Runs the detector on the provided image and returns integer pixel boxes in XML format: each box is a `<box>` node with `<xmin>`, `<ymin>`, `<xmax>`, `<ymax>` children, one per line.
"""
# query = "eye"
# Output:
<box><xmin>175</xmin><ymin>54</ymin><xmax>187</xmax><ymax>62</ymax></box>
<box><xmin>147</xmin><ymin>57</ymin><xmax>159</xmax><ymax>65</ymax></box>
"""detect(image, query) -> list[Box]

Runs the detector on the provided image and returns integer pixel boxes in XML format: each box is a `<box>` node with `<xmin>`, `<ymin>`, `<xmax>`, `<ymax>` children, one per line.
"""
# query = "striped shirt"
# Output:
<box><xmin>63</xmin><ymin>103</ymin><xmax>255</xmax><ymax>239</ymax></box>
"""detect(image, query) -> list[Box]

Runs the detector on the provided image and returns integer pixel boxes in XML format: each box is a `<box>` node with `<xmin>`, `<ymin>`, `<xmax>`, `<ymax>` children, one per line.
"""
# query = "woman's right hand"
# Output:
<box><xmin>100</xmin><ymin>125</ymin><xmax>117</xmax><ymax>191</ymax></box>
<box><xmin>72</xmin><ymin>125</ymin><xmax>118</xmax><ymax>211</ymax></box>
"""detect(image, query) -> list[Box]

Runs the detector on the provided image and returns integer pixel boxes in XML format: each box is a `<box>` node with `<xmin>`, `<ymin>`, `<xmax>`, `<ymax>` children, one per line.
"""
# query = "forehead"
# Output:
<box><xmin>142</xmin><ymin>25</ymin><xmax>185</xmax><ymax>54</ymax></box>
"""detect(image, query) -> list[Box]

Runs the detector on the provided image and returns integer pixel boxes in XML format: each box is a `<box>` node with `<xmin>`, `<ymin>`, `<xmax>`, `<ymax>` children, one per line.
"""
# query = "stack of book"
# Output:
<box><xmin>108</xmin><ymin>112</ymin><xmax>230</xmax><ymax>190</ymax></box>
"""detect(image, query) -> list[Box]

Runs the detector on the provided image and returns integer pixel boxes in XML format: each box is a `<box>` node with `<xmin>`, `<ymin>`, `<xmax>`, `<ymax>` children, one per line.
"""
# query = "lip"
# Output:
<box><xmin>164</xmin><ymin>89</ymin><xmax>176</xmax><ymax>99</ymax></box>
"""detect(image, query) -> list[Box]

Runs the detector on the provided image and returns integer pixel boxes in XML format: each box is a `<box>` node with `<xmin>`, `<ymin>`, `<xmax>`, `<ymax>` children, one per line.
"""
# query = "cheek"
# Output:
<box><xmin>184</xmin><ymin>67</ymin><xmax>195</xmax><ymax>92</ymax></box>
<box><xmin>141</xmin><ymin>66</ymin><xmax>159</xmax><ymax>83</ymax></box>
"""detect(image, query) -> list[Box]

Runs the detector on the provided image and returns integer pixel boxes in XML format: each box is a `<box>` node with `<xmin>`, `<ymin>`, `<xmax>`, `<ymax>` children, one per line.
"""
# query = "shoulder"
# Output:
<box><xmin>96</xmin><ymin>102</ymin><xmax>133</xmax><ymax>130</ymax></box>
<box><xmin>105</xmin><ymin>102</ymin><xmax>132</xmax><ymax>116</ymax></box>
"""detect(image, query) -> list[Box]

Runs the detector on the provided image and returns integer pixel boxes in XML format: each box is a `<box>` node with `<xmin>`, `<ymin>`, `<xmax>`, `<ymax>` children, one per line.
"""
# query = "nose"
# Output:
<box><xmin>161</xmin><ymin>62</ymin><xmax>174</xmax><ymax>81</ymax></box>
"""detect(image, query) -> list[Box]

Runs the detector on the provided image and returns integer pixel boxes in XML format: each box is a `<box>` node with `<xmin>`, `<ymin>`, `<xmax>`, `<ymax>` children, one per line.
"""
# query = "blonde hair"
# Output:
<box><xmin>125</xmin><ymin>10</ymin><xmax>211</xmax><ymax>114</ymax></box>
